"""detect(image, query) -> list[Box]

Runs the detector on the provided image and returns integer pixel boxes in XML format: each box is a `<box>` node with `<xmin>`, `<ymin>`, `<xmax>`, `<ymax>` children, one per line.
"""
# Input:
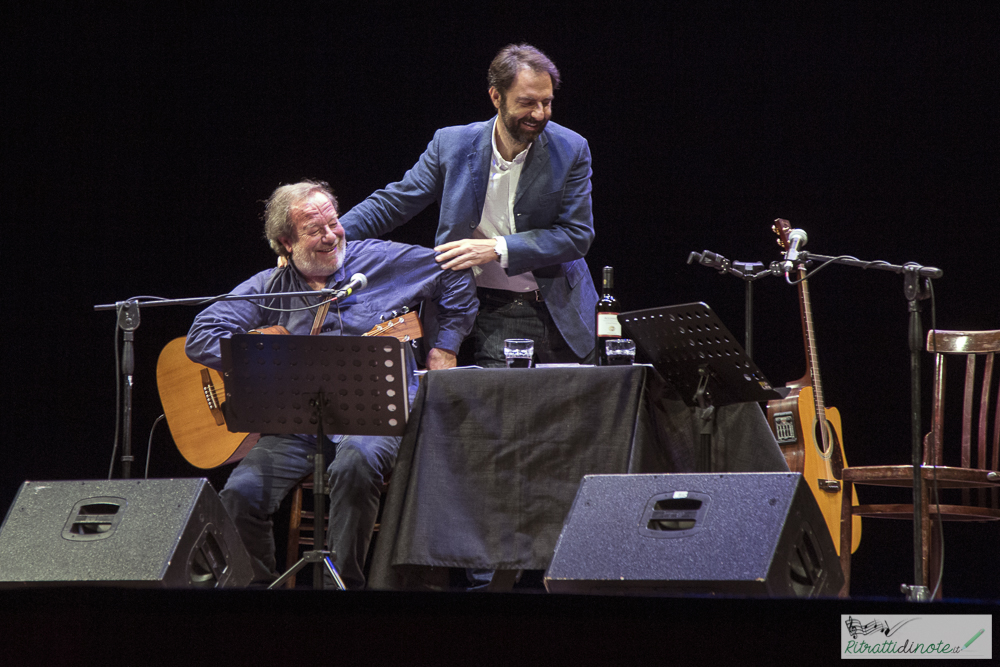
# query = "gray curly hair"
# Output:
<box><xmin>263</xmin><ymin>180</ymin><xmax>339</xmax><ymax>257</ymax></box>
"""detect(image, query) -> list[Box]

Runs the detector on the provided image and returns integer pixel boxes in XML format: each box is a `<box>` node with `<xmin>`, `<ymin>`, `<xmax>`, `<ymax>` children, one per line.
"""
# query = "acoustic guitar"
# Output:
<box><xmin>766</xmin><ymin>219</ymin><xmax>861</xmax><ymax>555</ymax></box>
<box><xmin>156</xmin><ymin>311</ymin><xmax>423</xmax><ymax>469</ymax></box>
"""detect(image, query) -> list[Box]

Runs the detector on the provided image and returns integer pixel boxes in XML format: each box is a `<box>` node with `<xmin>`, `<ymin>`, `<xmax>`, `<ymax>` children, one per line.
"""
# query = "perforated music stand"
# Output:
<box><xmin>220</xmin><ymin>334</ymin><xmax>410</xmax><ymax>589</ymax></box>
<box><xmin>620</xmin><ymin>302</ymin><xmax>780</xmax><ymax>471</ymax></box>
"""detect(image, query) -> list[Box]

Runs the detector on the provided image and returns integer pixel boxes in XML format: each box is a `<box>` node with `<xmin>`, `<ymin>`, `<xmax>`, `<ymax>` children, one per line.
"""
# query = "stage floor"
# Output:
<box><xmin>4</xmin><ymin>587</ymin><xmax>996</xmax><ymax>664</ymax></box>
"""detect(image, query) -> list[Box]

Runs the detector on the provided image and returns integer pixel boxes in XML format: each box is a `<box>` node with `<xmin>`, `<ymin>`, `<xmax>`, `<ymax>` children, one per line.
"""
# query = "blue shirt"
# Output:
<box><xmin>185</xmin><ymin>239</ymin><xmax>478</xmax><ymax>389</ymax></box>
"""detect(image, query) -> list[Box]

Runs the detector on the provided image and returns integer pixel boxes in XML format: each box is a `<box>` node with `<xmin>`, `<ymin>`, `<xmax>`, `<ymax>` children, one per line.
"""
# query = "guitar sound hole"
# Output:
<box><xmin>811</xmin><ymin>418</ymin><xmax>844</xmax><ymax>478</ymax></box>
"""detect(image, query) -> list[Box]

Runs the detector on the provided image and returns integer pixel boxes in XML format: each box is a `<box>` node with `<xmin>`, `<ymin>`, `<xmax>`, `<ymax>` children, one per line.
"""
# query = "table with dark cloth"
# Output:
<box><xmin>367</xmin><ymin>365</ymin><xmax>787</xmax><ymax>590</ymax></box>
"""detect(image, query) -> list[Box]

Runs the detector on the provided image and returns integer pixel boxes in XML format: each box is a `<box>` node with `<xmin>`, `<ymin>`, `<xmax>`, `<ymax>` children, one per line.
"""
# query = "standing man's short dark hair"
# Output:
<box><xmin>487</xmin><ymin>43</ymin><xmax>562</xmax><ymax>97</ymax></box>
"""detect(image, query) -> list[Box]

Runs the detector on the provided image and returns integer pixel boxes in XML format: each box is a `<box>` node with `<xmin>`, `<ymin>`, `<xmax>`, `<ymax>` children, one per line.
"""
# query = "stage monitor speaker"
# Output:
<box><xmin>544</xmin><ymin>473</ymin><xmax>843</xmax><ymax>597</ymax></box>
<box><xmin>0</xmin><ymin>478</ymin><xmax>252</xmax><ymax>588</ymax></box>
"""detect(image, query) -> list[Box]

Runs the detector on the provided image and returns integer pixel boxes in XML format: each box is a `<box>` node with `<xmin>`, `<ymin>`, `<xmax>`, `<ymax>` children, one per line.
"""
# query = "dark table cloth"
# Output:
<box><xmin>368</xmin><ymin>365</ymin><xmax>787</xmax><ymax>589</ymax></box>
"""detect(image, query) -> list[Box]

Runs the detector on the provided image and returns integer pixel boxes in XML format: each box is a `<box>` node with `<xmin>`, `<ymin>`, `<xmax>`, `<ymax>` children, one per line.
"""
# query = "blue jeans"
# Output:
<box><xmin>219</xmin><ymin>432</ymin><xmax>397</xmax><ymax>589</ymax></box>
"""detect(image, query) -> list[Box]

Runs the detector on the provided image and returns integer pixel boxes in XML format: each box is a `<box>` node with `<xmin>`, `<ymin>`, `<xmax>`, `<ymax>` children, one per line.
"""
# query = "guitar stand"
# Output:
<box><xmin>620</xmin><ymin>302</ymin><xmax>781</xmax><ymax>472</ymax></box>
<box><xmin>220</xmin><ymin>333</ymin><xmax>410</xmax><ymax>590</ymax></box>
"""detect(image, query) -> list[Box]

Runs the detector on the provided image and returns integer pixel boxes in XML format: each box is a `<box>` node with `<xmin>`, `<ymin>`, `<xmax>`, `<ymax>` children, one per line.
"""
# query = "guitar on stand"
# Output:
<box><xmin>156</xmin><ymin>310</ymin><xmax>422</xmax><ymax>469</ymax></box>
<box><xmin>766</xmin><ymin>219</ymin><xmax>861</xmax><ymax>555</ymax></box>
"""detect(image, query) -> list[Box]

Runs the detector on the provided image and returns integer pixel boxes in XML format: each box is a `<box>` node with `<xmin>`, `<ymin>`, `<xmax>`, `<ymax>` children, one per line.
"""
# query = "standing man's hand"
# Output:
<box><xmin>434</xmin><ymin>239</ymin><xmax>499</xmax><ymax>270</ymax></box>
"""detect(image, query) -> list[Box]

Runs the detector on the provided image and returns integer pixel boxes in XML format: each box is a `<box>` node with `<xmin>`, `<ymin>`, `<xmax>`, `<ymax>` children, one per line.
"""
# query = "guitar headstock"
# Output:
<box><xmin>362</xmin><ymin>310</ymin><xmax>424</xmax><ymax>342</ymax></box>
<box><xmin>772</xmin><ymin>218</ymin><xmax>792</xmax><ymax>252</ymax></box>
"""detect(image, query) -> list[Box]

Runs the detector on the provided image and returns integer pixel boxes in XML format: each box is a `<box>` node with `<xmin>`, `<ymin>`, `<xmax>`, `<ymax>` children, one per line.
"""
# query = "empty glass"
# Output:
<box><xmin>503</xmin><ymin>338</ymin><xmax>534</xmax><ymax>368</ymax></box>
<box><xmin>605</xmin><ymin>338</ymin><xmax>636</xmax><ymax>365</ymax></box>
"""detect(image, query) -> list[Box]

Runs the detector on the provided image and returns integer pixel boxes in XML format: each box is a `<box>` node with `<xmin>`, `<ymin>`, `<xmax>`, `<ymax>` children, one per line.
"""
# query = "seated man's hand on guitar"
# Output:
<box><xmin>426</xmin><ymin>347</ymin><xmax>457</xmax><ymax>370</ymax></box>
<box><xmin>434</xmin><ymin>238</ymin><xmax>498</xmax><ymax>271</ymax></box>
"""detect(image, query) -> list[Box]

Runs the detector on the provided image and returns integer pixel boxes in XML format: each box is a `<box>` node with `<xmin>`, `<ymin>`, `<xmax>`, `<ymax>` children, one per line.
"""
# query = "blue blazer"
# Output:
<box><xmin>341</xmin><ymin>119</ymin><xmax>598</xmax><ymax>357</ymax></box>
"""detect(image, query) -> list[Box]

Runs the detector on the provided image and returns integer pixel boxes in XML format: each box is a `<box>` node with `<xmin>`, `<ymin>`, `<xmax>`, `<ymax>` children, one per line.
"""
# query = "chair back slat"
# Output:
<box><xmin>961</xmin><ymin>354</ymin><xmax>976</xmax><ymax>469</ymax></box>
<box><xmin>993</xmin><ymin>379</ymin><xmax>1000</xmax><ymax>472</ymax></box>
<box><xmin>994</xmin><ymin>385</ymin><xmax>1000</xmax><ymax>508</ymax></box>
<box><xmin>929</xmin><ymin>352</ymin><xmax>946</xmax><ymax>466</ymax></box>
<box><xmin>980</xmin><ymin>352</ymin><xmax>994</xmax><ymax>470</ymax></box>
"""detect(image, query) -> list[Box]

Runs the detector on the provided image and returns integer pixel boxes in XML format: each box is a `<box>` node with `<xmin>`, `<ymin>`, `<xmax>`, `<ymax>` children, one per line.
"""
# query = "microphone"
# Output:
<box><xmin>781</xmin><ymin>229</ymin><xmax>808</xmax><ymax>274</ymax></box>
<box><xmin>687</xmin><ymin>250</ymin><xmax>730</xmax><ymax>272</ymax></box>
<box><xmin>333</xmin><ymin>273</ymin><xmax>368</xmax><ymax>299</ymax></box>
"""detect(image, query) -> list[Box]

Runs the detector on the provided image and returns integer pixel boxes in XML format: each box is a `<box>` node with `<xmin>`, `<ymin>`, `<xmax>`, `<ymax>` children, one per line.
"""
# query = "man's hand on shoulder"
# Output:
<box><xmin>434</xmin><ymin>238</ymin><xmax>499</xmax><ymax>270</ymax></box>
<box><xmin>426</xmin><ymin>347</ymin><xmax>458</xmax><ymax>370</ymax></box>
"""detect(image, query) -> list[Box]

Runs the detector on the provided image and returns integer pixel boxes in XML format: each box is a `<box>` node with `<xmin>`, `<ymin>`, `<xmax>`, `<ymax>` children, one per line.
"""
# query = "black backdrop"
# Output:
<box><xmin>5</xmin><ymin>2</ymin><xmax>998</xmax><ymax>598</ymax></box>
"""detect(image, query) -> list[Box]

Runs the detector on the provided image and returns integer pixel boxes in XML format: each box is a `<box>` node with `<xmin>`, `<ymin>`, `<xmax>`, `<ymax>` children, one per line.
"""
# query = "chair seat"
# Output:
<box><xmin>844</xmin><ymin>464</ymin><xmax>1000</xmax><ymax>489</ymax></box>
<box><xmin>852</xmin><ymin>503</ymin><xmax>1000</xmax><ymax>521</ymax></box>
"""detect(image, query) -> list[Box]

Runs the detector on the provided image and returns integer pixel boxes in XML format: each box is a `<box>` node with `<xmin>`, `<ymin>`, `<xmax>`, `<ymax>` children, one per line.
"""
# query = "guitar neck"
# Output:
<box><xmin>797</xmin><ymin>272</ymin><xmax>829</xmax><ymax>443</ymax></box>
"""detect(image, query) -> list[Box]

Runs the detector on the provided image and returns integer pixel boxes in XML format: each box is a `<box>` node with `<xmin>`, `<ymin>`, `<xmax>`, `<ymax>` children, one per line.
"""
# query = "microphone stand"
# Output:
<box><xmin>94</xmin><ymin>288</ymin><xmax>345</xmax><ymax>479</ymax></box>
<box><xmin>795</xmin><ymin>252</ymin><xmax>941</xmax><ymax>602</ymax></box>
<box><xmin>687</xmin><ymin>251</ymin><xmax>783</xmax><ymax>360</ymax></box>
<box><xmin>116</xmin><ymin>301</ymin><xmax>140</xmax><ymax>479</ymax></box>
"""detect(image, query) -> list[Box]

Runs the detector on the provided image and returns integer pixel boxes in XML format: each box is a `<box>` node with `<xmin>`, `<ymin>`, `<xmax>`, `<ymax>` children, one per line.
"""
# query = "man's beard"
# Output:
<box><xmin>499</xmin><ymin>103</ymin><xmax>547</xmax><ymax>145</ymax></box>
<box><xmin>291</xmin><ymin>239</ymin><xmax>345</xmax><ymax>279</ymax></box>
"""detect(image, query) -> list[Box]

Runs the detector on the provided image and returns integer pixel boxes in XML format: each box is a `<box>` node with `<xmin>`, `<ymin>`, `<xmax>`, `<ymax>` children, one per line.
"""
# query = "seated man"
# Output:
<box><xmin>185</xmin><ymin>180</ymin><xmax>477</xmax><ymax>588</ymax></box>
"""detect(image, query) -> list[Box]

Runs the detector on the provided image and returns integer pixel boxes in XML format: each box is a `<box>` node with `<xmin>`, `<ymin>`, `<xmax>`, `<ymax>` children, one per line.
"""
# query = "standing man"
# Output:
<box><xmin>341</xmin><ymin>43</ymin><xmax>597</xmax><ymax>367</ymax></box>
<box><xmin>186</xmin><ymin>180</ymin><xmax>477</xmax><ymax>588</ymax></box>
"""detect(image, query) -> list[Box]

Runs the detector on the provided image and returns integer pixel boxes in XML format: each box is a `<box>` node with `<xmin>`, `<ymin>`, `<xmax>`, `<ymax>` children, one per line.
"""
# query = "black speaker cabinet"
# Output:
<box><xmin>544</xmin><ymin>473</ymin><xmax>843</xmax><ymax>597</ymax></box>
<box><xmin>0</xmin><ymin>478</ymin><xmax>252</xmax><ymax>588</ymax></box>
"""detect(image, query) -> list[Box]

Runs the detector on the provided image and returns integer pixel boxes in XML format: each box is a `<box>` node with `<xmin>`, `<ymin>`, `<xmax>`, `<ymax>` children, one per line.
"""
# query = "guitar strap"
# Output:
<box><xmin>309</xmin><ymin>299</ymin><xmax>332</xmax><ymax>336</ymax></box>
<box><xmin>261</xmin><ymin>264</ymin><xmax>334</xmax><ymax>335</ymax></box>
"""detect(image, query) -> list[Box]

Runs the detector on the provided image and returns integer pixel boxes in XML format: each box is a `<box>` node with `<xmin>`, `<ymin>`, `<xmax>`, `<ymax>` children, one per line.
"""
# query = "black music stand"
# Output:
<box><xmin>220</xmin><ymin>334</ymin><xmax>410</xmax><ymax>590</ymax></box>
<box><xmin>620</xmin><ymin>302</ymin><xmax>781</xmax><ymax>472</ymax></box>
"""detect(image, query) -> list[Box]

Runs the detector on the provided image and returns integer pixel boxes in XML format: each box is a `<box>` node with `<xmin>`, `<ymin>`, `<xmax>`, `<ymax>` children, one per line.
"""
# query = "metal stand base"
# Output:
<box><xmin>269</xmin><ymin>549</ymin><xmax>346</xmax><ymax>591</ymax></box>
<box><xmin>901</xmin><ymin>583</ymin><xmax>931</xmax><ymax>602</ymax></box>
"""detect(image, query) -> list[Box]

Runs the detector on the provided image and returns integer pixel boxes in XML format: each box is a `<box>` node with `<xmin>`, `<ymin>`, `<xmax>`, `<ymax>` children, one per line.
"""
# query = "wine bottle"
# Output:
<box><xmin>595</xmin><ymin>266</ymin><xmax>621</xmax><ymax>365</ymax></box>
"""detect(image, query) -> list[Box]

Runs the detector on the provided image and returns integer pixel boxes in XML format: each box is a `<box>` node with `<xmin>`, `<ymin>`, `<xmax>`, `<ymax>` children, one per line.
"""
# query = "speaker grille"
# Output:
<box><xmin>544</xmin><ymin>473</ymin><xmax>843</xmax><ymax>597</ymax></box>
<box><xmin>0</xmin><ymin>479</ymin><xmax>252</xmax><ymax>588</ymax></box>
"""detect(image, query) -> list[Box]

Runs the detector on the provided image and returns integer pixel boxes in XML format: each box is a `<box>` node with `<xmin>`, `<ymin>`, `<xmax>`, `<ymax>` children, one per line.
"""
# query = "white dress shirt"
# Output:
<box><xmin>472</xmin><ymin>117</ymin><xmax>541</xmax><ymax>292</ymax></box>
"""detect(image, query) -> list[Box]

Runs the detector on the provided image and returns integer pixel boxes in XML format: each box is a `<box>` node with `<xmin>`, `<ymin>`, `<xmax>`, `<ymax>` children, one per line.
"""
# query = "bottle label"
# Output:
<box><xmin>597</xmin><ymin>312</ymin><xmax>621</xmax><ymax>337</ymax></box>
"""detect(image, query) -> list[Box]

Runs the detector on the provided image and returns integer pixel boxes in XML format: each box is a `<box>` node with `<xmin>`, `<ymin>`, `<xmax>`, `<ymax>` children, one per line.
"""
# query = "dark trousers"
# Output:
<box><xmin>220</xmin><ymin>433</ymin><xmax>397</xmax><ymax>589</ymax></box>
<box><xmin>473</xmin><ymin>287</ymin><xmax>594</xmax><ymax>368</ymax></box>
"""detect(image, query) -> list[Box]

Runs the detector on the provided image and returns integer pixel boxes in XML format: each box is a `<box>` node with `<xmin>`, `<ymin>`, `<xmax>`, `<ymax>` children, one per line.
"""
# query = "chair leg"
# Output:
<box><xmin>838</xmin><ymin>480</ymin><xmax>853</xmax><ymax>598</ymax></box>
<box><xmin>285</xmin><ymin>481</ymin><xmax>305</xmax><ymax>589</ymax></box>
<box><xmin>919</xmin><ymin>477</ymin><xmax>937</xmax><ymax>599</ymax></box>
<box><xmin>929</xmin><ymin>519</ymin><xmax>943</xmax><ymax>600</ymax></box>
<box><xmin>924</xmin><ymin>474</ymin><xmax>943</xmax><ymax>600</ymax></box>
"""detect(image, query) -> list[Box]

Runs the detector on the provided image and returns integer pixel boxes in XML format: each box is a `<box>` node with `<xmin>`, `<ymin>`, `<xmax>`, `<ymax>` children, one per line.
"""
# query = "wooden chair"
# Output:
<box><xmin>839</xmin><ymin>329</ymin><xmax>1000</xmax><ymax>598</ymax></box>
<box><xmin>284</xmin><ymin>474</ymin><xmax>388</xmax><ymax>588</ymax></box>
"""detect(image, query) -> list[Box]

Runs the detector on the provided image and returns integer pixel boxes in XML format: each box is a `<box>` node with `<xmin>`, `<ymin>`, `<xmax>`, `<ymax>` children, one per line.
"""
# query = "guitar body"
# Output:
<box><xmin>767</xmin><ymin>385</ymin><xmax>861</xmax><ymax>554</ymax></box>
<box><xmin>767</xmin><ymin>385</ymin><xmax>807</xmax><ymax>474</ymax></box>
<box><xmin>156</xmin><ymin>337</ymin><xmax>260</xmax><ymax>469</ymax></box>
<box><xmin>156</xmin><ymin>311</ymin><xmax>423</xmax><ymax>469</ymax></box>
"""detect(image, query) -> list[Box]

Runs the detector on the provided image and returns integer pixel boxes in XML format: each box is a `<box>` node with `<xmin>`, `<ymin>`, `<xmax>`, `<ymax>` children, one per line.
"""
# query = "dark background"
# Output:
<box><xmin>5</xmin><ymin>2</ymin><xmax>998</xmax><ymax>599</ymax></box>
